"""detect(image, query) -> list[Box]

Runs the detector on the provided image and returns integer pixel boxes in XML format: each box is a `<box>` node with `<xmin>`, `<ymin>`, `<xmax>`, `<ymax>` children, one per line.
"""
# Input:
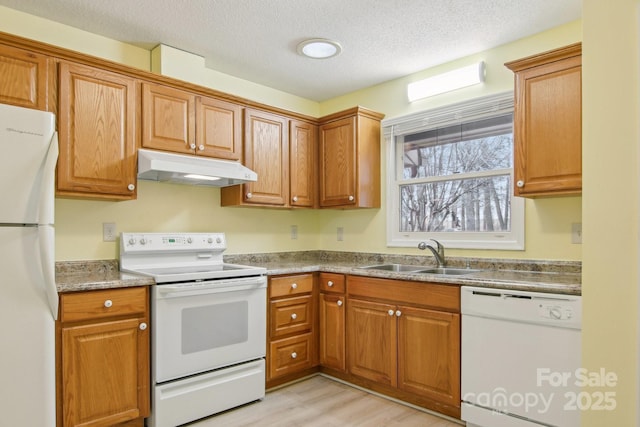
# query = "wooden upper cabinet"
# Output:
<box><xmin>197</xmin><ymin>96</ymin><xmax>242</xmax><ymax>160</ymax></box>
<box><xmin>290</xmin><ymin>120</ymin><xmax>317</xmax><ymax>207</ymax></box>
<box><xmin>142</xmin><ymin>82</ymin><xmax>242</xmax><ymax>160</ymax></box>
<box><xmin>57</xmin><ymin>61</ymin><xmax>138</xmax><ymax>200</ymax></box>
<box><xmin>0</xmin><ymin>44</ymin><xmax>51</xmax><ymax>111</ymax></box>
<box><xmin>141</xmin><ymin>82</ymin><xmax>195</xmax><ymax>155</ymax></box>
<box><xmin>319</xmin><ymin>107</ymin><xmax>384</xmax><ymax>208</ymax></box>
<box><xmin>505</xmin><ymin>43</ymin><xmax>582</xmax><ymax>197</ymax></box>
<box><xmin>222</xmin><ymin>108</ymin><xmax>289</xmax><ymax>206</ymax></box>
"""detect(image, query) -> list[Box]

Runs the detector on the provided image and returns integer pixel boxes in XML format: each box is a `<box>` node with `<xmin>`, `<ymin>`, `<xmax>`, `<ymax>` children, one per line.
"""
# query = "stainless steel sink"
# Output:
<box><xmin>359</xmin><ymin>264</ymin><xmax>481</xmax><ymax>275</ymax></box>
<box><xmin>358</xmin><ymin>263</ymin><xmax>425</xmax><ymax>272</ymax></box>
<box><xmin>415</xmin><ymin>267</ymin><xmax>481</xmax><ymax>275</ymax></box>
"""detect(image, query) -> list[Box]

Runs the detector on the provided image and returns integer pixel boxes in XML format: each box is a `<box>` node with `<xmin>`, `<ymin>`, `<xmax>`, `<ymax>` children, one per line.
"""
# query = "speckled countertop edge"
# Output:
<box><xmin>56</xmin><ymin>251</ymin><xmax>581</xmax><ymax>295</ymax></box>
<box><xmin>55</xmin><ymin>259</ymin><xmax>154</xmax><ymax>293</ymax></box>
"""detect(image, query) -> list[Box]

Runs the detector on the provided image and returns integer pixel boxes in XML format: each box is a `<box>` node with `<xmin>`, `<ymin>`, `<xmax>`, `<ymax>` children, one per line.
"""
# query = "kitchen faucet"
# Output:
<box><xmin>418</xmin><ymin>239</ymin><xmax>446</xmax><ymax>268</ymax></box>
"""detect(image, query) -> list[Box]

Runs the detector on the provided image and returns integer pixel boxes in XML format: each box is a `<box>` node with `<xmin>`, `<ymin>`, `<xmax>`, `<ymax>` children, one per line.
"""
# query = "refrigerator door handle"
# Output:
<box><xmin>38</xmin><ymin>132</ymin><xmax>58</xmax><ymax>226</ymax></box>
<box><xmin>38</xmin><ymin>226</ymin><xmax>58</xmax><ymax>320</ymax></box>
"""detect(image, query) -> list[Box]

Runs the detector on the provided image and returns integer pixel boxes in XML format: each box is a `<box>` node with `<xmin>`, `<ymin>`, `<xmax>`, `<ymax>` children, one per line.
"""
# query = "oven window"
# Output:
<box><xmin>181</xmin><ymin>302</ymin><xmax>249</xmax><ymax>354</ymax></box>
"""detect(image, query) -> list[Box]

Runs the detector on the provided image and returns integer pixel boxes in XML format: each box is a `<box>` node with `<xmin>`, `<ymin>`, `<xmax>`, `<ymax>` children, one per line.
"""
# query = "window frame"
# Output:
<box><xmin>383</xmin><ymin>92</ymin><xmax>525</xmax><ymax>250</ymax></box>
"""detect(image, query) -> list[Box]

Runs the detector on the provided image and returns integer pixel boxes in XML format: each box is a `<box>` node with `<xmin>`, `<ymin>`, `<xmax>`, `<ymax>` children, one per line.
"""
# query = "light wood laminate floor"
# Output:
<box><xmin>187</xmin><ymin>375</ymin><xmax>462</xmax><ymax>426</ymax></box>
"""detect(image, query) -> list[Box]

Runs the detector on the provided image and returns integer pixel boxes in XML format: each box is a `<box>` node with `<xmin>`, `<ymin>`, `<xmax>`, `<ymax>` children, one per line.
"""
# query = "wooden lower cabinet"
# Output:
<box><xmin>318</xmin><ymin>272</ymin><xmax>346</xmax><ymax>372</ymax></box>
<box><xmin>266</xmin><ymin>273</ymin><xmax>318</xmax><ymax>387</ymax></box>
<box><xmin>57</xmin><ymin>287</ymin><xmax>150</xmax><ymax>427</ymax></box>
<box><xmin>319</xmin><ymin>293</ymin><xmax>346</xmax><ymax>371</ymax></box>
<box><xmin>345</xmin><ymin>275</ymin><xmax>461</xmax><ymax>418</ymax></box>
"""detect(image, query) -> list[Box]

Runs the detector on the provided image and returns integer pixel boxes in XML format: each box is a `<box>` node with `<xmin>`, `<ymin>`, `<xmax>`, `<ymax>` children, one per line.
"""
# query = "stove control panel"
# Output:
<box><xmin>121</xmin><ymin>232</ymin><xmax>226</xmax><ymax>253</ymax></box>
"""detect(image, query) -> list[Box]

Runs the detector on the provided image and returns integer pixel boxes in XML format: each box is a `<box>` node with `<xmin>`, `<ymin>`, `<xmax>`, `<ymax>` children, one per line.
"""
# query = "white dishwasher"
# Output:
<box><xmin>461</xmin><ymin>286</ymin><xmax>582</xmax><ymax>427</ymax></box>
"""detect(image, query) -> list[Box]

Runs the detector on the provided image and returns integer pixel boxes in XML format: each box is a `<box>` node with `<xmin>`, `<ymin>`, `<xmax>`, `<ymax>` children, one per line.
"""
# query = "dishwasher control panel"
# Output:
<box><xmin>461</xmin><ymin>286</ymin><xmax>582</xmax><ymax>329</ymax></box>
<box><xmin>539</xmin><ymin>304</ymin><xmax>574</xmax><ymax>320</ymax></box>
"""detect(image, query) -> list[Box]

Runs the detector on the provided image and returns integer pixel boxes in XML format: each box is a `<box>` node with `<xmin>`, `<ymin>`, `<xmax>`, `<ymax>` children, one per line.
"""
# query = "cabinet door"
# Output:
<box><xmin>319</xmin><ymin>293</ymin><xmax>345</xmax><ymax>371</ymax></box>
<box><xmin>61</xmin><ymin>317</ymin><xmax>149</xmax><ymax>427</ymax></box>
<box><xmin>397</xmin><ymin>306</ymin><xmax>460</xmax><ymax>408</ymax></box>
<box><xmin>196</xmin><ymin>96</ymin><xmax>242</xmax><ymax>160</ymax></box>
<box><xmin>242</xmin><ymin>108</ymin><xmax>289</xmax><ymax>205</ymax></box>
<box><xmin>57</xmin><ymin>62</ymin><xmax>137</xmax><ymax>199</ymax></box>
<box><xmin>347</xmin><ymin>298</ymin><xmax>397</xmax><ymax>386</ymax></box>
<box><xmin>319</xmin><ymin>116</ymin><xmax>356</xmax><ymax>207</ymax></box>
<box><xmin>289</xmin><ymin>120</ymin><xmax>317</xmax><ymax>207</ymax></box>
<box><xmin>0</xmin><ymin>44</ymin><xmax>50</xmax><ymax>110</ymax></box>
<box><xmin>512</xmin><ymin>49</ymin><xmax>582</xmax><ymax>196</ymax></box>
<box><xmin>141</xmin><ymin>82</ymin><xmax>195</xmax><ymax>154</ymax></box>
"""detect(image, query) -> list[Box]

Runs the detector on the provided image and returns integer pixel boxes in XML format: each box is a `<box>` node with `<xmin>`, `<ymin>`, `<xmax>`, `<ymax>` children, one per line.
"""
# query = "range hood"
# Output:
<box><xmin>137</xmin><ymin>149</ymin><xmax>257</xmax><ymax>187</ymax></box>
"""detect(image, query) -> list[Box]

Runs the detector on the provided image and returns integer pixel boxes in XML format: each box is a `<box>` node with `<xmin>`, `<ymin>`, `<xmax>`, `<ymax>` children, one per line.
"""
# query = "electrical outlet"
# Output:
<box><xmin>103</xmin><ymin>222</ymin><xmax>117</xmax><ymax>242</ymax></box>
<box><xmin>571</xmin><ymin>223</ymin><xmax>582</xmax><ymax>244</ymax></box>
<box><xmin>337</xmin><ymin>227</ymin><xmax>344</xmax><ymax>241</ymax></box>
<box><xmin>290</xmin><ymin>225</ymin><xmax>298</xmax><ymax>240</ymax></box>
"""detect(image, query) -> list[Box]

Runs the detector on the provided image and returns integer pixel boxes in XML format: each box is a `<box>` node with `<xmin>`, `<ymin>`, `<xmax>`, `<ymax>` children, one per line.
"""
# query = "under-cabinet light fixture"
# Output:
<box><xmin>184</xmin><ymin>174</ymin><xmax>221</xmax><ymax>181</ymax></box>
<box><xmin>297</xmin><ymin>38</ymin><xmax>342</xmax><ymax>59</ymax></box>
<box><xmin>407</xmin><ymin>61</ymin><xmax>485</xmax><ymax>102</ymax></box>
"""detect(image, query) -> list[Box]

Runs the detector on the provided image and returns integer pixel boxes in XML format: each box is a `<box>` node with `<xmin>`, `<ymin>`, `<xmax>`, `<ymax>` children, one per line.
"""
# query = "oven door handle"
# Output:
<box><xmin>156</xmin><ymin>279</ymin><xmax>266</xmax><ymax>297</ymax></box>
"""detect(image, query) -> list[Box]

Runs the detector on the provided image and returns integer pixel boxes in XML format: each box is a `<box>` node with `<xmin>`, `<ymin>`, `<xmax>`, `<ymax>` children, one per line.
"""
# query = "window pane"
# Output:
<box><xmin>402</xmin><ymin>114</ymin><xmax>513</xmax><ymax>179</ymax></box>
<box><xmin>399</xmin><ymin>175</ymin><xmax>512</xmax><ymax>232</ymax></box>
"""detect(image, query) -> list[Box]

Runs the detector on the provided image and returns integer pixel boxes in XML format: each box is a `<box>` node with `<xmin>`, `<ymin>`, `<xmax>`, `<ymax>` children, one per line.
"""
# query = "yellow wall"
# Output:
<box><xmin>582</xmin><ymin>0</ymin><xmax>639</xmax><ymax>425</ymax></box>
<box><xmin>0</xmin><ymin>6</ymin><xmax>582</xmax><ymax>262</ymax></box>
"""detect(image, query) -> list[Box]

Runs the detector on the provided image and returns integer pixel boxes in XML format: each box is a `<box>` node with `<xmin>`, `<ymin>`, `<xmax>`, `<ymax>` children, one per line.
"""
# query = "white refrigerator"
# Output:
<box><xmin>0</xmin><ymin>103</ymin><xmax>59</xmax><ymax>426</ymax></box>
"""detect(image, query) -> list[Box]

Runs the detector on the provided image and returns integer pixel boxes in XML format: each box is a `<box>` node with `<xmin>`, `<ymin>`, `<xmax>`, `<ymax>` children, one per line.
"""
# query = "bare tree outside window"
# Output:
<box><xmin>398</xmin><ymin>114</ymin><xmax>513</xmax><ymax>234</ymax></box>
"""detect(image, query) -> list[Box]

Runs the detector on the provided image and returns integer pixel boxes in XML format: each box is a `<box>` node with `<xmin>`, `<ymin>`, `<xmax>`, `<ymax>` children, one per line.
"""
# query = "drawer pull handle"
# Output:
<box><xmin>139</xmin><ymin>322</ymin><xmax>147</xmax><ymax>331</ymax></box>
<box><xmin>291</xmin><ymin>283</ymin><xmax>298</xmax><ymax>289</ymax></box>
<box><xmin>291</xmin><ymin>352</ymin><xmax>297</xmax><ymax>359</ymax></box>
<box><xmin>337</xmin><ymin>300</ymin><xmax>343</xmax><ymax>307</ymax></box>
<box><xmin>327</xmin><ymin>281</ymin><xmax>334</xmax><ymax>287</ymax></box>
<box><xmin>291</xmin><ymin>313</ymin><xmax>297</xmax><ymax>320</ymax></box>
<box><xmin>104</xmin><ymin>300</ymin><xmax>113</xmax><ymax>308</ymax></box>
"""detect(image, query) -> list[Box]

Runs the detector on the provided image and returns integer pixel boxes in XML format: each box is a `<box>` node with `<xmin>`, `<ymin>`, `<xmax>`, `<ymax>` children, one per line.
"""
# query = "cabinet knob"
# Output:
<box><xmin>348</xmin><ymin>195</ymin><xmax>355</xmax><ymax>201</ymax></box>
<box><xmin>291</xmin><ymin>283</ymin><xmax>298</xmax><ymax>289</ymax></box>
<box><xmin>291</xmin><ymin>313</ymin><xmax>297</xmax><ymax>320</ymax></box>
<box><xmin>395</xmin><ymin>310</ymin><xmax>402</xmax><ymax>317</ymax></box>
<box><xmin>104</xmin><ymin>300</ymin><xmax>113</xmax><ymax>308</ymax></box>
<box><xmin>198</xmin><ymin>145</ymin><xmax>205</xmax><ymax>151</ymax></box>
<box><xmin>139</xmin><ymin>322</ymin><xmax>147</xmax><ymax>331</ymax></box>
<box><xmin>291</xmin><ymin>352</ymin><xmax>298</xmax><ymax>359</ymax></box>
<box><xmin>337</xmin><ymin>300</ymin><xmax>343</xmax><ymax>307</ymax></box>
<box><xmin>327</xmin><ymin>281</ymin><xmax>334</xmax><ymax>287</ymax></box>
<box><xmin>292</xmin><ymin>196</ymin><xmax>298</xmax><ymax>202</ymax></box>
<box><xmin>516</xmin><ymin>180</ymin><xmax>525</xmax><ymax>188</ymax></box>
<box><xmin>246</xmin><ymin>192</ymin><xmax>253</xmax><ymax>199</ymax></box>
<box><xmin>388</xmin><ymin>309</ymin><xmax>395</xmax><ymax>316</ymax></box>
<box><xmin>127</xmin><ymin>184</ymin><xmax>135</xmax><ymax>191</ymax></box>
<box><xmin>190</xmin><ymin>143</ymin><xmax>196</xmax><ymax>150</ymax></box>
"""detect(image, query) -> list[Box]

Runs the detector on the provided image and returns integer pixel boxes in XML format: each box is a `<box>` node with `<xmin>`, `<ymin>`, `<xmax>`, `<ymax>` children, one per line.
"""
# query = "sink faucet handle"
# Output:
<box><xmin>417</xmin><ymin>241</ymin><xmax>428</xmax><ymax>250</ymax></box>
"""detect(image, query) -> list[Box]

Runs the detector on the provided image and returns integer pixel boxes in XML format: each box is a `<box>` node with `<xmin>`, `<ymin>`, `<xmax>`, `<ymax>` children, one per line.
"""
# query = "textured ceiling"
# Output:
<box><xmin>0</xmin><ymin>0</ymin><xmax>581</xmax><ymax>101</ymax></box>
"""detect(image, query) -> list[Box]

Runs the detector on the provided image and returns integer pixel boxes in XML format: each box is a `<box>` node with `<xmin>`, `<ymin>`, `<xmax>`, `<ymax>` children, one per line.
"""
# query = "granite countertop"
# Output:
<box><xmin>56</xmin><ymin>251</ymin><xmax>581</xmax><ymax>295</ymax></box>
<box><xmin>56</xmin><ymin>260</ymin><xmax>154</xmax><ymax>293</ymax></box>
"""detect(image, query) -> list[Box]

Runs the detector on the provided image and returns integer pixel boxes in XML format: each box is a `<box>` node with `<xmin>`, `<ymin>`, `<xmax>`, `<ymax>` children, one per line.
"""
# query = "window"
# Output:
<box><xmin>384</xmin><ymin>92</ymin><xmax>524</xmax><ymax>250</ymax></box>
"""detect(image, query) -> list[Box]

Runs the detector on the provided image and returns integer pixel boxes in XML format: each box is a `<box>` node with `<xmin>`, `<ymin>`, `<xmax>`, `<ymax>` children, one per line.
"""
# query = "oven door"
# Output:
<box><xmin>152</xmin><ymin>275</ymin><xmax>267</xmax><ymax>383</ymax></box>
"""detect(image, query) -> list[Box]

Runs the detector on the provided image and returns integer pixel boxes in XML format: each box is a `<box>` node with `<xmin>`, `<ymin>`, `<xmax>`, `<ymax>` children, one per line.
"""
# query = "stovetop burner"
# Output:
<box><xmin>119</xmin><ymin>232</ymin><xmax>266</xmax><ymax>283</ymax></box>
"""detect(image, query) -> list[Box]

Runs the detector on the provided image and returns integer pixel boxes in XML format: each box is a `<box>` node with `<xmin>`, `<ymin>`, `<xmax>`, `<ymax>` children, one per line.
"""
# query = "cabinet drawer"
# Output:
<box><xmin>319</xmin><ymin>272</ymin><xmax>345</xmax><ymax>293</ymax></box>
<box><xmin>270</xmin><ymin>295</ymin><xmax>313</xmax><ymax>338</ymax></box>
<box><xmin>269</xmin><ymin>332</ymin><xmax>314</xmax><ymax>379</ymax></box>
<box><xmin>270</xmin><ymin>274</ymin><xmax>313</xmax><ymax>298</ymax></box>
<box><xmin>60</xmin><ymin>287</ymin><xmax>148</xmax><ymax>322</ymax></box>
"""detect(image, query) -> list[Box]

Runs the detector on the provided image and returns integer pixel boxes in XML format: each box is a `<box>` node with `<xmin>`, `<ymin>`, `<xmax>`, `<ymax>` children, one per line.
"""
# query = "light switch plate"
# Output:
<box><xmin>571</xmin><ymin>223</ymin><xmax>582</xmax><ymax>244</ymax></box>
<box><xmin>290</xmin><ymin>225</ymin><xmax>298</xmax><ymax>240</ymax></box>
<box><xmin>337</xmin><ymin>227</ymin><xmax>344</xmax><ymax>241</ymax></box>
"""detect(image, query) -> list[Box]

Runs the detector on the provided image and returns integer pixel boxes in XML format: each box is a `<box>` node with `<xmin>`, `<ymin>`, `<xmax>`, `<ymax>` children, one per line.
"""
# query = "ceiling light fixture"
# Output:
<box><xmin>297</xmin><ymin>38</ymin><xmax>342</xmax><ymax>59</ymax></box>
<box><xmin>407</xmin><ymin>61</ymin><xmax>486</xmax><ymax>102</ymax></box>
